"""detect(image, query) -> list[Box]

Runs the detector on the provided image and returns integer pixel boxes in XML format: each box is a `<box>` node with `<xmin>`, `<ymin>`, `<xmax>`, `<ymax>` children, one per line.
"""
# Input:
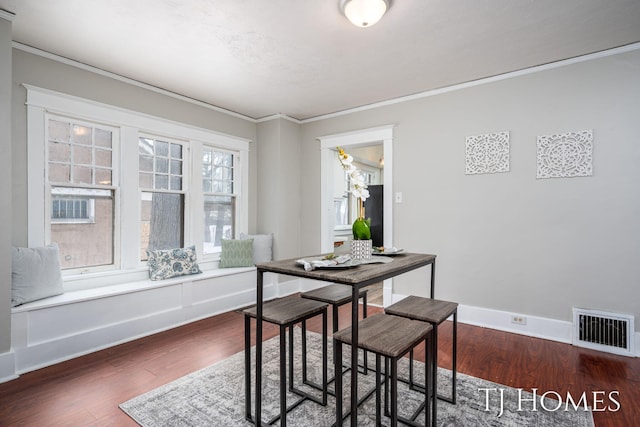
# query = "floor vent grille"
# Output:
<box><xmin>572</xmin><ymin>308</ymin><xmax>634</xmax><ymax>356</ymax></box>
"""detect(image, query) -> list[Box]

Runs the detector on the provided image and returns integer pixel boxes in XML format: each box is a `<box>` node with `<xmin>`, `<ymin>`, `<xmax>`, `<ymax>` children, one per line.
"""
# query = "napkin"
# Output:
<box><xmin>296</xmin><ymin>254</ymin><xmax>352</xmax><ymax>271</ymax></box>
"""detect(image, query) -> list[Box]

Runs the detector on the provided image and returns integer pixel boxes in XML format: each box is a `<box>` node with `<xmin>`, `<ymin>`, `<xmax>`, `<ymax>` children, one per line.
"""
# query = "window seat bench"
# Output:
<box><xmin>10</xmin><ymin>267</ymin><xmax>267</xmax><ymax>377</ymax></box>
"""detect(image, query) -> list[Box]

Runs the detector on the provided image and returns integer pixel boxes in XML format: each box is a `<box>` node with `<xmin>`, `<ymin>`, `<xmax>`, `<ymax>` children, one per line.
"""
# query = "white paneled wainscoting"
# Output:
<box><xmin>3</xmin><ymin>277</ymin><xmax>638</xmax><ymax>384</ymax></box>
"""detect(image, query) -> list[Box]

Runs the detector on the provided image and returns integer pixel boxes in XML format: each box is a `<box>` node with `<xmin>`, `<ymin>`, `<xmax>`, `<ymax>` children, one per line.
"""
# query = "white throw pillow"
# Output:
<box><xmin>11</xmin><ymin>244</ymin><xmax>64</xmax><ymax>306</ymax></box>
<box><xmin>240</xmin><ymin>233</ymin><xmax>273</xmax><ymax>264</ymax></box>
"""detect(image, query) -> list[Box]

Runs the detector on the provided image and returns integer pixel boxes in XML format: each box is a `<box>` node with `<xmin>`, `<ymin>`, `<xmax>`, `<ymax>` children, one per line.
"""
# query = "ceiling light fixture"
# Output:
<box><xmin>340</xmin><ymin>0</ymin><xmax>390</xmax><ymax>28</ymax></box>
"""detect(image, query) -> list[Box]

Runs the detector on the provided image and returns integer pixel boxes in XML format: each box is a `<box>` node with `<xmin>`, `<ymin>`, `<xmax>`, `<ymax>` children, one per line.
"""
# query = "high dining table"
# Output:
<box><xmin>251</xmin><ymin>252</ymin><xmax>436</xmax><ymax>426</ymax></box>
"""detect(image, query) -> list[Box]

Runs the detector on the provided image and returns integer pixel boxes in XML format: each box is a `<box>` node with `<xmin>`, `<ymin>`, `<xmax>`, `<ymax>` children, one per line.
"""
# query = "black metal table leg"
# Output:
<box><xmin>255</xmin><ymin>270</ymin><xmax>264</xmax><ymax>425</ymax></box>
<box><xmin>350</xmin><ymin>286</ymin><xmax>359</xmax><ymax>426</ymax></box>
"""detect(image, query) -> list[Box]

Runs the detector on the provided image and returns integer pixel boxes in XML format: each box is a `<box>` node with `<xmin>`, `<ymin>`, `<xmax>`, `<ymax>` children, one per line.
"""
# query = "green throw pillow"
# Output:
<box><xmin>219</xmin><ymin>239</ymin><xmax>254</xmax><ymax>268</ymax></box>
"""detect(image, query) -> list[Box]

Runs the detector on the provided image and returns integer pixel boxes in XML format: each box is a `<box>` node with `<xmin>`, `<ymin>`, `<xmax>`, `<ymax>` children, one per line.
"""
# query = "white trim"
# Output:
<box><xmin>0</xmin><ymin>351</ymin><xmax>17</xmax><ymax>384</ymax></box>
<box><xmin>13</xmin><ymin>42</ymin><xmax>256</xmax><ymax>122</ymax></box>
<box><xmin>318</xmin><ymin>125</ymin><xmax>394</xmax><ymax>306</ymax></box>
<box><xmin>0</xmin><ymin>9</ymin><xmax>15</xmax><ymax>21</ymax></box>
<box><xmin>24</xmin><ymin>85</ymin><xmax>251</xmax><ymax>150</ymax></box>
<box><xmin>392</xmin><ymin>292</ymin><xmax>639</xmax><ymax>357</ymax></box>
<box><xmin>25</xmin><ymin>85</ymin><xmax>251</xmax><ymax>287</ymax></box>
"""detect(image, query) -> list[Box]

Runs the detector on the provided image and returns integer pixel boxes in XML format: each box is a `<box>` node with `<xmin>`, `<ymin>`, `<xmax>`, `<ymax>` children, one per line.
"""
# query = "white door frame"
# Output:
<box><xmin>318</xmin><ymin>125</ymin><xmax>394</xmax><ymax>305</ymax></box>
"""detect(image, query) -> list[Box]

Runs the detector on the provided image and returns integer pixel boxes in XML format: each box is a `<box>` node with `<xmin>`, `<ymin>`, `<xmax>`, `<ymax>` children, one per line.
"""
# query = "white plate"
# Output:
<box><xmin>297</xmin><ymin>258</ymin><xmax>362</xmax><ymax>269</ymax></box>
<box><xmin>372</xmin><ymin>248</ymin><xmax>405</xmax><ymax>256</ymax></box>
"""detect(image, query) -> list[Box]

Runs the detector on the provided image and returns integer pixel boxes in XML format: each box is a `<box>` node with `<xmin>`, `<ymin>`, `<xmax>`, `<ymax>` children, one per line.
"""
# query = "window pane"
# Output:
<box><xmin>202</xmin><ymin>178</ymin><xmax>212</xmax><ymax>193</ymax></box>
<box><xmin>95</xmin><ymin>148</ymin><xmax>112</xmax><ymax>168</ymax></box>
<box><xmin>95</xmin><ymin>168</ymin><xmax>112</xmax><ymax>186</ymax></box>
<box><xmin>74</xmin><ymin>145</ymin><xmax>92</xmax><ymax>165</ymax></box>
<box><xmin>170</xmin><ymin>143</ymin><xmax>182</xmax><ymax>158</ymax></box>
<box><xmin>51</xmin><ymin>188</ymin><xmax>114</xmax><ymax>270</ymax></box>
<box><xmin>139</xmin><ymin>137</ymin><xmax>153</xmax><ymax>155</ymax></box>
<box><xmin>155</xmin><ymin>157</ymin><xmax>168</xmax><ymax>174</ymax></box>
<box><xmin>170</xmin><ymin>176</ymin><xmax>182</xmax><ymax>191</ymax></box>
<box><xmin>203</xmin><ymin>195</ymin><xmax>234</xmax><ymax>254</ymax></box>
<box><xmin>95</xmin><ymin>128</ymin><xmax>112</xmax><ymax>148</ymax></box>
<box><xmin>155</xmin><ymin>175</ymin><xmax>168</xmax><ymax>190</ymax></box>
<box><xmin>155</xmin><ymin>140</ymin><xmax>169</xmax><ymax>156</ymax></box>
<box><xmin>49</xmin><ymin>163</ymin><xmax>70</xmax><ymax>183</ymax></box>
<box><xmin>72</xmin><ymin>125</ymin><xmax>92</xmax><ymax>145</ymax></box>
<box><xmin>139</xmin><ymin>155</ymin><xmax>153</xmax><ymax>172</ymax></box>
<box><xmin>139</xmin><ymin>172</ymin><xmax>153</xmax><ymax>188</ymax></box>
<box><xmin>170</xmin><ymin>159</ymin><xmax>182</xmax><ymax>175</ymax></box>
<box><xmin>49</xmin><ymin>141</ymin><xmax>70</xmax><ymax>162</ymax></box>
<box><xmin>73</xmin><ymin>165</ymin><xmax>93</xmax><ymax>184</ymax></box>
<box><xmin>49</xmin><ymin>120</ymin><xmax>70</xmax><ymax>141</ymax></box>
<box><xmin>140</xmin><ymin>192</ymin><xmax>184</xmax><ymax>261</ymax></box>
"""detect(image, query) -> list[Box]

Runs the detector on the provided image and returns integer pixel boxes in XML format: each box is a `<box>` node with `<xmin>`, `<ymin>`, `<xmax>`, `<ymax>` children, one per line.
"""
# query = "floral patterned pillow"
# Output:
<box><xmin>147</xmin><ymin>245</ymin><xmax>202</xmax><ymax>281</ymax></box>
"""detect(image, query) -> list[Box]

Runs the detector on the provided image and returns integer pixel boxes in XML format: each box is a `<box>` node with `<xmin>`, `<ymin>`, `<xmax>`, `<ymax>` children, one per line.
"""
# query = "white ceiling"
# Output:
<box><xmin>2</xmin><ymin>0</ymin><xmax>640</xmax><ymax>121</ymax></box>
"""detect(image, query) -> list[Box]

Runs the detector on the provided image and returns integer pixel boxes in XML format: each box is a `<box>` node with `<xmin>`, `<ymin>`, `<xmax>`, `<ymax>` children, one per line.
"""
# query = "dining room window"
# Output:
<box><xmin>139</xmin><ymin>136</ymin><xmax>186</xmax><ymax>261</ymax></box>
<box><xmin>202</xmin><ymin>148</ymin><xmax>237</xmax><ymax>254</ymax></box>
<box><xmin>46</xmin><ymin>116</ymin><xmax>117</xmax><ymax>271</ymax></box>
<box><xmin>27</xmin><ymin>86</ymin><xmax>250</xmax><ymax>289</ymax></box>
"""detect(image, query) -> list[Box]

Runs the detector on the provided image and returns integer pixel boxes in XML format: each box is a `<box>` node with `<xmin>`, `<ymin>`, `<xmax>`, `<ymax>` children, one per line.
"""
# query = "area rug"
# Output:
<box><xmin>120</xmin><ymin>329</ymin><xmax>594</xmax><ymax>426</ymax></box>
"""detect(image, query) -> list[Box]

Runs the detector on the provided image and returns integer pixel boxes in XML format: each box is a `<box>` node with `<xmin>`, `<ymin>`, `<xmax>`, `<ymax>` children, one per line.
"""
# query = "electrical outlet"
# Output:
<box><xmin>511</xmin><ymin>315</ymin><xmax>527</xmax><ymax>325</ymax></box>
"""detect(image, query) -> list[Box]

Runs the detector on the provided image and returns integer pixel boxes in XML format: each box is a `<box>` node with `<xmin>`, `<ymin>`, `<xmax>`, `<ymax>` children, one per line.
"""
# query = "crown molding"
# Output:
<box><xmin>12</xmin><ymin>41</ymin><xmax>257</xmax><ymax>123</ymax></box>
<box><xmin>0</xmin><ymin>9</ymin><xmax>15</xmax><ymax>21</ymax></box>
<box><xmin>301</xmin><ymin>41</ymin><xmax>640</xmax><ymax>123</ymax></box>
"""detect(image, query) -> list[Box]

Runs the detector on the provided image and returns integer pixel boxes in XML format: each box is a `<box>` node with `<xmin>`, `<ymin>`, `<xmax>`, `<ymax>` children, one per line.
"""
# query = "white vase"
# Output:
<box><xmin>351</xmin><ymin>239</ymin><xmax>372</xmax><ymax>260</ymax></box>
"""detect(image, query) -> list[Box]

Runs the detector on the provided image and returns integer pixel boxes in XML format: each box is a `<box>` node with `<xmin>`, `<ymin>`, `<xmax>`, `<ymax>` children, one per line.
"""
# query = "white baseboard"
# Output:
<box><xmin>0</xmin><ymin>351</ymin><xmax>17</xmax><ymax>384</ymax></box>
<box><xmin>392</xmin><ymin>293</ymin><xmax>638</xmax><ymax>357</ymax></box>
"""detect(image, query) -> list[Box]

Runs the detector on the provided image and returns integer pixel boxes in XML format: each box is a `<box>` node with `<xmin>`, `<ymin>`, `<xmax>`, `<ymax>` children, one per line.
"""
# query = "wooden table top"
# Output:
<box><xmin>255</xmin><ymin>252</ymin><xmax>436</xmax><ymax>287</ymax></box>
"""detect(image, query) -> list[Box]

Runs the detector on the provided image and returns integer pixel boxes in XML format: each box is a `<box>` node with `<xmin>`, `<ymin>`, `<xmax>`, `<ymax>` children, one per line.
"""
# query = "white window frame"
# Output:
<box><xmin>138</xmin><ymin>133</ymin><xmax>189</xmax><ymax>262</ymax></box>
<box><xmin>26</xmin><ymin>85</ymin><xmax>250</xmax><ymax>290</ymax></box>
<box><xmin>201</xmin><ymin>145</ymin><xmax>240</xmax><ymax>255</ymax></box>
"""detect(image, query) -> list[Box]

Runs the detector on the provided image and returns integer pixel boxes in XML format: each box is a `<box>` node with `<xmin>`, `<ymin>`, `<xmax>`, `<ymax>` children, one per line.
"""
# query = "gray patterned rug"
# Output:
<box><xmin>120</xmin><ymin>329</ymin><xmax>593</xmax><ymax>426</ymax></box>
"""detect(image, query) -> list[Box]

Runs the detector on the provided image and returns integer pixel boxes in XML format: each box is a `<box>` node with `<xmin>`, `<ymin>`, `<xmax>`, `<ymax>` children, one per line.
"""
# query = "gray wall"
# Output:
<box><xmin>0</xmin><ymin>15</ymin><xmax>13</xmax><ymax>354</ymax></box>
<box><xmin>256</xmin><ymin>118</ymin><xmax>302</xmax><ymax>260</ymax></box>
<box><xmin>301</xmin><ymin>49</ymin><xmax>640</xmax><ymax>329</ymax></box>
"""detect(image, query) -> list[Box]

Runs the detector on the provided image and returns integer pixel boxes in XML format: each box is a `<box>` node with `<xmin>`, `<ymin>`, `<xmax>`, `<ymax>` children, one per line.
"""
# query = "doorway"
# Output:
<box><xmin>318</xmin><ymin>125</ymin><xmax>394</xmax><ymax>306</ymax></box>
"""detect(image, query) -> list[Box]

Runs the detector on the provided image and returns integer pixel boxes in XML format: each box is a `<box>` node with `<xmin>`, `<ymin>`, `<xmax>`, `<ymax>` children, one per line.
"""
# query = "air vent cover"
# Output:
<box><xmin>572</xmin><ymin>308</ymin><xmax>634</xmax><ymax>356</ymax></box>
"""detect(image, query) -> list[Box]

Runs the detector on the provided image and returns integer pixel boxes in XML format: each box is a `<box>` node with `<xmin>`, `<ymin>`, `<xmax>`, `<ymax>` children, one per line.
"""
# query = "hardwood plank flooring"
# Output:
<box><xmin>0</xmin><ymin>304</ymin><xmax>638</xmax><ymax>426</ymax></box>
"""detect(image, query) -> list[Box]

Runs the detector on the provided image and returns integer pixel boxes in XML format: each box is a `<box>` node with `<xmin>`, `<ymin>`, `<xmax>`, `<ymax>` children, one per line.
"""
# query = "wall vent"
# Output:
<box><xmin>572</xmin><ymin>308</ymin><xmax>635</xmax><ymax>356</ymax></box>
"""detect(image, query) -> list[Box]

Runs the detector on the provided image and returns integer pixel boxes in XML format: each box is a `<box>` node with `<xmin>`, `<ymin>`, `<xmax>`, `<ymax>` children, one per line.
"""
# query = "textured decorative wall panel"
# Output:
<box><xmin>537</xmin><ymin>130</ymin><xmax>593</xmax><ymax>178</ymax></box>
<box><xmin>465</xmin><ymin>131</ymin><xmax>510</xmax><ymax>175</ymax></box>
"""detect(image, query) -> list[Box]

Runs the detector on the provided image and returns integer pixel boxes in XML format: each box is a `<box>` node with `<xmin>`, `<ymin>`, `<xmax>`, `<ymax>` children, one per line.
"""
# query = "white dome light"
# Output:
<box><xmin>340</xmin><ymin>0</ymin><xmax>390</xmax><ymax>28</ymax></box>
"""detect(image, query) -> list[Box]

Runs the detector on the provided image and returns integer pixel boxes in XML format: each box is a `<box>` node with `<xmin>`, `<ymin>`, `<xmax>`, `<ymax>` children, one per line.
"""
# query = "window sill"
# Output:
<box><xmin>12</xmin><ymin>266</ymin><xmax>256</xmax><ymax>313</ymax></box>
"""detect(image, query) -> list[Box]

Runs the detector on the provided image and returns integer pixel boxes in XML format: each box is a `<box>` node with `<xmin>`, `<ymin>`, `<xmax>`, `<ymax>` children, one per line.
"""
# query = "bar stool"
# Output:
<box><xmin>385</xmin><ymin>295</ymin><xmax>458</xmax><ymax>404</ymax></box>
<box><xmin>301</xmin><ymin>284</ymin><xmax>369</xmax><ymax>377</ymax></box>
<box><xmin>243</xmin><ymin>295</ymin><xmax>329</xmax><ymax>427</ymax></box>
<box><xmin>333</xmin><ymin>314</ymin><xmax>435</xmax><ymax>427</ymax></box>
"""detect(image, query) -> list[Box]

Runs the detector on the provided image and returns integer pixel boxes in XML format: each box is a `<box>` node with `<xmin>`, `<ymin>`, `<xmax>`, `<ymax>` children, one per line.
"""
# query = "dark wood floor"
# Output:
<box><xmin>0</xmin><ymin>303</ymin><xmax>638</xmax><ymax>426</ymax></box>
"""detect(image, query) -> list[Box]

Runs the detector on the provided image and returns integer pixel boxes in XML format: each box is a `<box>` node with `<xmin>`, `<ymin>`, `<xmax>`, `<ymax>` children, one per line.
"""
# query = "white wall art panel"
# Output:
<box><xmin>537</xmin><ymin>130</ymin><xmax>593</xmax><ymax>178</ymax></box>
<box><xmin>465</xmin><ymin>131</ymin><xmax>510</xmax><ymax>175</ymax></box>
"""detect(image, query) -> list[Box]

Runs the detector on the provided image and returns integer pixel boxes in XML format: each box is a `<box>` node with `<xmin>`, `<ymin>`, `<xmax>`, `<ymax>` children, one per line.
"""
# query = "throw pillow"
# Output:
<box><xmin>11</xmin><ymin>243</ymin><xmax>65</xmax><ymax>307</ymax></box>
<box><xmin>219</xmin><ymin>239</ymin><xmax>254</xmax><ymax>268</ymax></box>
<box><xmin>147</xmin><ymin>245</ymin><xmax>202</xmax><ymax>281</ymax></box>
<box><xmin>240</xmin><ymin>232</ymin><xmax>273</xmax><ymax>264</ymax></box>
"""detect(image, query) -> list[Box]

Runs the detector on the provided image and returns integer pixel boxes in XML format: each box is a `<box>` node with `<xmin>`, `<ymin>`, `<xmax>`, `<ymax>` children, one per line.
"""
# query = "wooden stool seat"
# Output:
<box><xmin>333</xmin><ymin>314</ymin><xmax>435</xmax><ymax>427</ymax></box>
<box><xmin>385</xmin><ymin>295</ymin><xmax>458</xmax><ymax>404</ymax></box>
<box><xmin>243</xmin><ymin>295</ymin><xmax>329</xmax><ymax>325</ymax></box>
<box><xmin>302</xmin><ymin>284</ymin><xmax>368</xmax><ymax>307</ymax></box>
<box><xmin>243</xmin><ymin>295</ymin><xmax>328</xmax><ymax>427</ymax></box>
<box><xmin>301</xmin><ymin>284</ymin><xmax>369</xmax><ymax>380</ymax></box>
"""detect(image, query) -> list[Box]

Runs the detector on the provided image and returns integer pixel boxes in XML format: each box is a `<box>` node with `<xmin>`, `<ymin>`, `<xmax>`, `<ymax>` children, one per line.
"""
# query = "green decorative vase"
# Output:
<box><xmin>352</xmin><ymin>217</ymin><xmax>371</xmax><ymax>240</ymax></box>
<box><xmin>351</xmin><ymin>218</ymin><xmax>372</xmax><ymax>260</ymax></box>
